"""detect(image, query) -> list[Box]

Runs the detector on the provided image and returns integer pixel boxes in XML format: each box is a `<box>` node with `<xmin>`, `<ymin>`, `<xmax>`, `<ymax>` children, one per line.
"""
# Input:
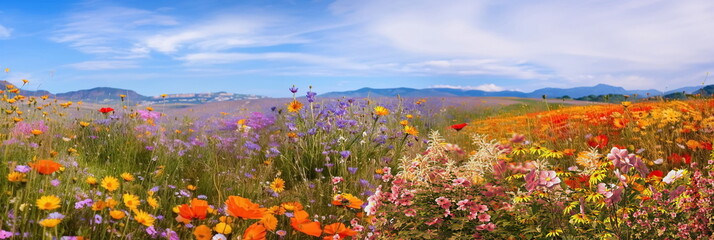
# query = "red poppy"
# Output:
<box><xmin>99</xmin><ymin>107</ymin><xmax>114</xmax><ymax>113</ymax></box>
<box><xmin>587</xmin><ymin>135</ymin><xmax>608</xmax><ymax>149</ymax></box>
<box><xmin>450</xmin><ymin>123</ymin><xmax>467</xmax><ymax>131</ymax></box>
<box><xmin>564</xmin><ymin>174</ymin><xmax>589</xmax><ymax>189</ymax></box>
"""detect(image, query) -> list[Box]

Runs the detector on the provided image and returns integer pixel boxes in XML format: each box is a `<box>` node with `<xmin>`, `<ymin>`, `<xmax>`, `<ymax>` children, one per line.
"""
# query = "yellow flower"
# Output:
<box><xmin>86</xmin><ymin>176</ymin><xmax>97</xmax><ymax>185</ymax></box>
<box><xmin>146</xmin><ymin>107</ymin><xmax>154</xmax><ymax>111</ymax></box>
<box><xmin>213</xmin><ymin>222</ymin><xmax>233</xmax><ymax>234</ymax></box>
<box><xmin>123</xmin><ymin>194</ymin><xmax>140</xmax><ymax>210</ymax></box>
<box><xmin>374</xmin><ymin>106</ymin><xmax>389</xmax><ymax>116</ymax></box>
<box><xmin>79</xmin><ymin>121</ymin><xmax>90</xmax><ymax>127</ymax></box>
<box><xmin>404</xmin><ymin>125</ymin><xmax>419</xmax><ymax>136</ymax></box>
<box><xmin>147</xmin><ymin>196</ymin><xmax>159</xmax><ymax>209</ymax></box>
<box><xmin>31</xmin><ymin>129</ymin><xmax>43</xmax><ymax>135</ymax></box>
<box><xmin>7</xmin><ymin>172</ymin><xmax>26</xmax><ymax>182</ymax></box>
<box><xmin>270</xmin><ymin>178</ymin><xmax>285</xmax><ymax>193</ymax></box>
<box><xmin>101</xmin><ymin>176</ymin><xmax>120</xmax><ymax>192</ymax></box>
<box><xmin>546</xmin><ymin>229</ymin><xmax>563</xmax><ymax>237</ymax></box>
<box><xmin>287</xmin><ymin>100</ymin><xmax>303</xmax><ymax>112</ymax></box>
<box><xmin>187</xmin><ymin>185</ymin><xmax>197</xmax><ymax>191</ymax></box>
<box><xmin>120</xmin><ymin>172</ymin><xmax>135</xmax><ymax>182</ymax></box>
<box><xmin>36</xmin><ymin>195</ymin><xmax>61</xmax><ymax>210</ymax></box>
<box><xmin>399</xmin><ymin>120</ymin><xmax>409</xmax><ymax>126</ymax></box>
<box><xmin>569</xmin><ymin>213</ymin><xmax>591</xmax><ymax>225</ymax></box>
<box><xmin>39</xmin><ymin>218</ymin><xmax>62</xmax><ymax>228</ymax></box>
<box><xmin>621</xmin><ymin>101</ymin><xmax>632</xmax><ymax>107</ymax></box>
<box><xmin>406</xmin><ymin>114</ymin><xmax>413</xmax><ymax>119</ymax></box>
<box><xmin>133</xmin><ymin>210</ymin><xmax>155</xmax><ymax>226</ymax></box>
<box><xmin>161</xmin><ymin>94</ymin><xmax>168</xmax><ymax>98</ymax></box>
<box><xmin>110</xmin><ymin>210</ymin><xmax>126</xmax><ymax>220</ymax></box>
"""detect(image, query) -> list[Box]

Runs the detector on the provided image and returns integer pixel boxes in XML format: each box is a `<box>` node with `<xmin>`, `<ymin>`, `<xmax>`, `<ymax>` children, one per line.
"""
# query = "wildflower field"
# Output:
<box><xmin>1</xmin><ymin>83</ymin><xmax>713</xmax><ymax>240</ymax></box>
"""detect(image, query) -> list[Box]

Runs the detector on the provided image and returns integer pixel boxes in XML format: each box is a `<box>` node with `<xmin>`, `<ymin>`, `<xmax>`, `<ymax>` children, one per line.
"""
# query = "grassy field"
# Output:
<box><xmin>0</xmin><ymin>84</ymin><xmax>712</xmax><ymax>239</ymax></box>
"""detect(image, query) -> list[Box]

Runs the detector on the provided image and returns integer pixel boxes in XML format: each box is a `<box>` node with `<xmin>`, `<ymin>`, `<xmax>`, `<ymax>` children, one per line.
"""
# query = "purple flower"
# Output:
<box><xmin>150</xmin><ymin>186</ymin><xmax>160</xmax><ymax>192</ymax></box>
<box><xmin>314</xmin><ymin>168</ymin><xmax>323</xmax><ymax>173</ymax></box>
<box><xmin>348</xmin><ymin>167</ymin><xmax>358</xmax><ymax>174</ymax></box>
<box><xmin>146</xmin><ymin>226</ymin><xmax>157</xmax><ymax>236</ymax></box>
<box><xmin>94</xmin><ymin>214</ymin><xmax>103</xmax><ymax>224</ymax></box>
<box><xmin>306</xmin><ymin>91</ymin><xmax>317</xmax><ymax>103</ymax></box>
<box><xmin>75</xmin><ymin>199</ymin><xmax>93</xmax><ymax>209</ymax></box>
<box><xmin>340</xmin><ymin>151</ymin><xmax>351</xmax><ymax>159</ymax></box>
<box><xmin>289</xmin><ymin>85</ymin><xmax>298</xmax><ymax>93</ymax></box>
<box><xmin>0</xmin><ymin>230</ymin><xmax>12</xmax><ymax>239</ymax></box>
<box><xmin>48</xmin><ymin>212</ymin><xmax>65</xmax><ymax>219</ymax></box>
<box><xmin>15</xmin><ymin>165</ymin><xmax>31</xmax><ymax>173</ymax></box>
<box><xmin>50</xmin><ymin>179</ymin><xmax>60</xmax><ymax>187</ymax></box>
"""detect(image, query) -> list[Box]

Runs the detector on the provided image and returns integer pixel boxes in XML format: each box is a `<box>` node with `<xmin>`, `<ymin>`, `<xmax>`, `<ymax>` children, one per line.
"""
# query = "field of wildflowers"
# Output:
<box><xmin>0</xmin><ymin>82</ymin><xmax>713</xmax><ymax>240</ymax></box>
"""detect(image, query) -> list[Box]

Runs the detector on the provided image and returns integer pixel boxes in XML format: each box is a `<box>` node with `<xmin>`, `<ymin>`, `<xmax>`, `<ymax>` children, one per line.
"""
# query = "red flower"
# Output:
<box><xmin>587</xmin><ymin>135</ymin><xmax>608</xmax><ymax>149</ymax></box>
<box><xmin>647</xmin><ymin>170</ymin><xmax>663</xmax><ymax>179</ymax></box>
<box><xmin>31</xmin><ymin>159</ymin><xmax>62</xmax><ymax>175</ymax></box>
<box><xmin>667</xmin><ymin>153</ymin><xmax>691</xmax><ymax>165</ymax></box>
<box><xmin>450</xmin><ymin>123</ymin><xmax>467</xmax><ymax>131</ymax></box>
<box><xmin>99</xmin><ymin>107</ymin><xmax>114</xmax><ymax>113</ymax></box>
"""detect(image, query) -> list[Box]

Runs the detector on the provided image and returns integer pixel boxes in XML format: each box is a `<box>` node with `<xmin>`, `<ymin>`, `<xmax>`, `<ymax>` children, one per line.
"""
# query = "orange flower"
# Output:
<box><xmin>193</xmin><ymin>225</ymin><xmax>212</xmax><ymax>240</ymax></box>
<box><xmin>225</xmin><ymin>196</ymin><xmax>267</xmax><ymax>219</ymax></box>
<box><xmin>331</xmin><ymin>193</ymin><xmax>364</xmax><ymax>209</ymax></box>
<box><xmin>290</xmin><ymin>210</ymin><xmax>322</xmax><ymax>237</ymax></box>
<box><xmin>323</xmin><ymin>223</ymin><xmax>358</xmax><ymax>240</ymax></box>
<box><xmin>243</xmin><ymin>222</ymin><xmax>267</xmax><ymax>240</ymax></box>
<box><xmin>178</xmin><ymin>198</ymin><xmax>209</xmax><ymax>220</ymax></box>
<box><xmin>259</xmin><ymin>214</ymin><xmax>278</xmax><ymax>231</ymax></box>
<box><xmin>32</xmin><ymin>159</ymin><xmax>62</xmax><ymax>175</ymax></box>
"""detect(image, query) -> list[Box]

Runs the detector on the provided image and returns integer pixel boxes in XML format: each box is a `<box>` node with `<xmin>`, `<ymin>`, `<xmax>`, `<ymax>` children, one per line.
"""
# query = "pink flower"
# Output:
<box><xmin>478</xmin><ymin>213</ymin><xmax>491</xmax><ymax>222</ymax></box>
<box><xmin>452</xmin><ymin>178</ymin><xmax>471</xmax><ymax>187</ymax></box>
<box><xmin>331</xmin><ymin>177</ymin><xmax>344</xmax><ymax>184</ymax></box>
<box><xmin>476</xmin><ymin>223</ymin><xmax>496</xmax><ymax>231</ymax></box>
<box><xmin>404</xmin><ymin>208</ymin><xmax>416</xmax><ymax>217</ymax></box>
<box><xmin>475</xmin><ymin>204</ymin><xmax>489</xmax><ymax>213</ymax></box>
<box><xmin>456</xmin><ymin>199</ymin><xmax>471</xmax><ymax>211</ymax></box>
<box><xmin>524</xmin><ymin>170</ymin><xmax>538</xmax><ymax>192</ymax></box>
<box><xmin>435</xmin><ymin>197</ymin><xmax>451</xmax><ymax>209</ymax></box>
<box><xmin>538</xmin><ymin>170</ymin><xmax>561</xmax><ymax>188</ymax></box>
<box><xmin>425</xmin><ymin>218</ymin><xmax>443</xmax><ymax>226</ymax></box>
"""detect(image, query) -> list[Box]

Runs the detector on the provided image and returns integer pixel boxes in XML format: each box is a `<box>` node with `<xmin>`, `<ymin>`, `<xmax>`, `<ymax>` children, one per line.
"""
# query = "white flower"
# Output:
<box><xmin>662</xmin><ymin>169</ymin><xmax>685</xmax><ymax>184</ymax></box>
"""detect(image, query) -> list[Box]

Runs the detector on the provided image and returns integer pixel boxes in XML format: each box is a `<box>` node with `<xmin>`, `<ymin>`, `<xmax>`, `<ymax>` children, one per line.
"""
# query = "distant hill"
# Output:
<box><xmin>663</xmin><ymin>84</ymin><xmax>714</xmax><ymax>99</ymax></box>
<box><xmin>56</xmin><ymin>87</ymin><xmax>149</xmax><ymax>102</ymax></box>
<box><xmin>0</xmin><ymin>81</ymin><xmax>264</xmax><ymax>104</ymax></box>
<box><xmin>321</xmin><ymin>84</ymin><xmax>665</xmax><ymax>99</ymax></box>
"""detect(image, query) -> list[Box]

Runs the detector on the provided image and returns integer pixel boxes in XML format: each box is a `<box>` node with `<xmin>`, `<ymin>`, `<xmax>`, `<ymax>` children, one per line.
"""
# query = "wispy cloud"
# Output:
<box><xmin>52</xmin><ymin>5</ymin><xmax>177</xmax><ymax>58</ymax></box>
<box><xmin>0</xmin><ymin>24</ymin><xmax>11</xmax><ymax>39</ymax></box>
<box><xmin>329</xmin><ymin>0</ymin><xmax>714</xmax><ymax>88</ymax></box>
<box><xmin>431</xmin><ymin>84</ymin><xmax>506</xmax><ymax>92</ymax></box>
<box><xmin>66</xmin><ymin>60</ymin><xmax>140</xmax><ymax>70</ymax></box>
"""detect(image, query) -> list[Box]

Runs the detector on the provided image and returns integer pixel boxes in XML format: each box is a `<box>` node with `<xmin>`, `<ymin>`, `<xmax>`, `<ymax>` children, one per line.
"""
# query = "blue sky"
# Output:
<box><xmin>1</xmin><ymin>0</ymin><xmax>713</xmax><ymax>97</ymax></box>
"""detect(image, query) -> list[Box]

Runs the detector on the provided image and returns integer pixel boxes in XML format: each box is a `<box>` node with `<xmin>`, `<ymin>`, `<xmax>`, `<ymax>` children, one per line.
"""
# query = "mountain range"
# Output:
<box><xmin>2</xmin><ymin>80</ymin><xmax>711</xmax><ymax>103</ymax></box>
<box><xmin>320</xmin><ymin>84</ymin><xmax>710</xmax><ymax>99</ymax></box>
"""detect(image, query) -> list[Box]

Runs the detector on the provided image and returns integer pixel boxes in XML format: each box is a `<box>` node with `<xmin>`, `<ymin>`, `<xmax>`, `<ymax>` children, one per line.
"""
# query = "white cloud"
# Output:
<box><xmin>66</xmin><ymin>60</ymin><xmax>139</xmax><ymax>70</ymax></box>
<box><xmin>142</xmin><ymin>15</ymin><xmax>310</xmax><ymax>54</ymax></box>
<box><xmin>179</xmin><ymin>52</ymin><xmax>369</xmax><ymax>71</ymax></box>
<box><xmin>52</xmin><ymin>6</ymin><xmax>177</xmax><ymax>58</ymax></box>
<box><xmin>0</xmin><ymin>24</ymin><xmax>11</xmax><ymax>38</ymax></box>
<box><xmin>329</xmin><ymin>0</ymin><xmax>714</xmax><ymax>88</ymax></box>
<box><xmin>431</xmin><ymin>84</ymin><xmax>505</xmax><ymax>92</ymax></box>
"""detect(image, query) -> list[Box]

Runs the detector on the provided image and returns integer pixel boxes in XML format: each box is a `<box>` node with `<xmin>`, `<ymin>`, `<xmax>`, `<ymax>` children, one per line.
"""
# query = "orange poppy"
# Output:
<box><xmin>243</xmin><ymin>222</ymin><xmax>267</xmax><ymax>240</ymax></box>
<box><xmin>290</xmin><ymin>210</ymin><xmax>322</xmax><ymax>237</ymax></box>
<box><xmin>178</xmin><ymin>198</ymin><xmax>209</xmax><ymax>220</ymax></box>
<box><xmin>32</xmin><ymin>159</ymin><xmax>62</xmax><ymax>175</ymax></box>
<box><xmin>331</xmin><ymin>193</ymin><xmax>364</xmax><ymax>209</ymax></box>
<box><xmin>322</xmin><ymin>223</ymin><xmax>358</xmax><ymax>240</ymax></box>
<box><xmin>225</xmin><ymin>196</ymin><xmax>267</xmax><ymax>219</ymax></box>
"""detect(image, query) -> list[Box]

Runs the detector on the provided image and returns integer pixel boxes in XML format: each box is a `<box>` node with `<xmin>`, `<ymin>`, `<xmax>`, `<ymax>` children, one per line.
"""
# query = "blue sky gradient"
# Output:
<box><xmin>1</xmin><ymin>0</ymin><xmax>713</xmax><ymax>97</ymax></box>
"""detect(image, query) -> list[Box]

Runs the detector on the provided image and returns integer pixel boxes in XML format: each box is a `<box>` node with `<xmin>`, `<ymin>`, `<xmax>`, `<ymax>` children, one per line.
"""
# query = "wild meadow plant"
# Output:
<box><xmin>0</xmin><ymin>80</ymin><xmax>712</xmax><ymax>239</ymax></box>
